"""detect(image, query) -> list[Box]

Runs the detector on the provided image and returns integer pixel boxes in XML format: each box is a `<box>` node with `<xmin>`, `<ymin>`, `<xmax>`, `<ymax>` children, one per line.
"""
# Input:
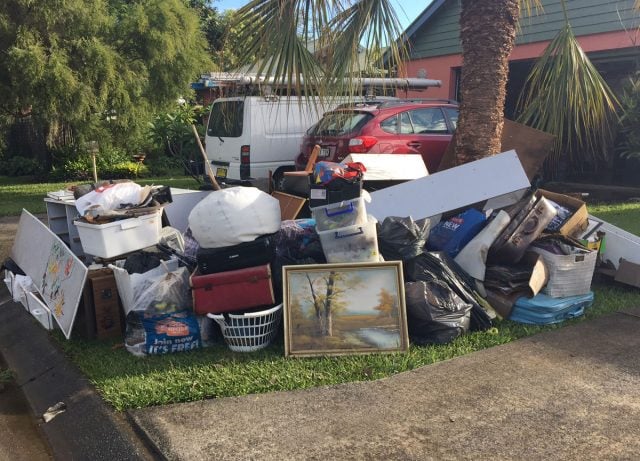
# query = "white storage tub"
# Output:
<box><xmin>74</xmin><ymin>209</ymin><xmax>162</xmax><ymax>259</ymax></box>
<box><xmin>318</xmin><ymin>218</ymin><xmax>379</xmax><ymax>263</ymax></box>
<box><xmin>311</xmin><ymin>197</ymin><xmax>367</xmax><ymax>231</ymax></box>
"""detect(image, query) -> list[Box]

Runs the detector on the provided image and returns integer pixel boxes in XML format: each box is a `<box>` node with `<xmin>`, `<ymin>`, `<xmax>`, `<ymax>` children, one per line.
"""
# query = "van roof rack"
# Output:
<box><xmin>333</xmin><ymin>98</ymin><xmax>459</xmax><ymax>111</ymax></box>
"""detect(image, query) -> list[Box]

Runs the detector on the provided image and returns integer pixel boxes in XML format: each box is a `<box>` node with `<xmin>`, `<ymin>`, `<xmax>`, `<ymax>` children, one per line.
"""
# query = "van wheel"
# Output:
<box><xmin>272</xmin><ymin>168</ymin><xmax>293</xmax><ymax>192</ymax></box>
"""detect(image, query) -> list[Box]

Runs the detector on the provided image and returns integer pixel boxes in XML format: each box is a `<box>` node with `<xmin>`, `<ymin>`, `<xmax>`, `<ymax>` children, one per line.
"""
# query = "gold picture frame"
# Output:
<box><xmin>283</xmin><ymin>261</ymin><xmax>408</xmax><ymax>357</ymax></box>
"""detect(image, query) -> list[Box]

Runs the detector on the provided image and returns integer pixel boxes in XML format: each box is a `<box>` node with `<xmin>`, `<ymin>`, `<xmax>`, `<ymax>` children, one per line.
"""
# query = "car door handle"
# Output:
<box><xmin>407</xmin><ymin>142</ymin><xmax>421</xmax><ymax>148</ymax></box>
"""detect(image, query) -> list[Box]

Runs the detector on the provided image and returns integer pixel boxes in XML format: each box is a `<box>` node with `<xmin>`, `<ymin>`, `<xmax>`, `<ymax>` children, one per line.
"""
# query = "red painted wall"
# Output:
<box><xmin>404</xmin><ymin>29</ymin><xmax>638</xmax><ymax>100</ymax></box>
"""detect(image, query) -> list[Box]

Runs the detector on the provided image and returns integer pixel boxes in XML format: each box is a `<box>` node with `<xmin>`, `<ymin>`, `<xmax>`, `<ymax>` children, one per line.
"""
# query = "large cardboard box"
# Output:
<box><xmin>537</xmin><ymin>189</ymin><xmax>588</xmax><ymax>238</ymax></box>
<box><xmin>75</xmin><ymin>268</ymin><xmax>124</xmax><ymax>340</ymax></box>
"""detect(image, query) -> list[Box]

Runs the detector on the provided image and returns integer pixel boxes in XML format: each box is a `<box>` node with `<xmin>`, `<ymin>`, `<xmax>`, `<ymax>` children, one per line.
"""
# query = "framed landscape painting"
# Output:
<box><xmin>283</xmin><ymin>261</ymin><xmax>408</xmax><ymax>357</ymax></box>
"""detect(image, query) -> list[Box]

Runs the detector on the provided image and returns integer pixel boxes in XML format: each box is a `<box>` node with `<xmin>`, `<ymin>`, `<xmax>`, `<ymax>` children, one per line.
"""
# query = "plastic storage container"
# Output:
<box><xmin>74</xmin><ymin>209</ymin><xmax>162</xmax><ymax>259</ymax></box>
<box><xmin>311</xmin><ymin>197</ymin><xmax>367</xmax><ymax>231</ymax></box>
<box><xmin>207</xmin><ymin>304</ymin><xmax>282</xmax><ymax>352</ymax></box>
<box><xmin>317</xmin><ymin>218</ymin><xmax>379</xmax><ymax>263</ymax></box>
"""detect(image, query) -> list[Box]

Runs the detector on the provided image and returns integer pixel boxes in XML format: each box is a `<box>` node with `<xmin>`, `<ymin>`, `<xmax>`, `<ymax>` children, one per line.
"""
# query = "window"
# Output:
<box><xmin>313</xmin><ymin>111</ymin><xmax>373</xmax><ymax>136</ymax></box>
<box><xmin>380</xmin><ymin>115</ymin><xmax>399</xmax><ymax>134</ymax></box>
<box><xmin>409</xmin><ymin>108</ymin><xmax>448</xmax><ymax>133</ymax></box>
<box><xmin>444</xmin><ymin>107</ymin><xmax>458</xmax><ymax>130</ymax></box>
<box><xmin>399</xmin><ymin>112</ymin><xmax>414</xmax><ymax>134</ymax></box>
<box><xmin>207</xmin><ymin>101</ymin><xmax>244</xmax><ymax>138</ymax></box>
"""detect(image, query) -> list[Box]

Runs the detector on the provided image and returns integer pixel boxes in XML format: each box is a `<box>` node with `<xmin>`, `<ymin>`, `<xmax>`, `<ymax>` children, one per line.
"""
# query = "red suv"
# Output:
<box><xmin>296</xmin><ymin>100</ymin><xmax>458</xmax><ymax>174</ymax></box>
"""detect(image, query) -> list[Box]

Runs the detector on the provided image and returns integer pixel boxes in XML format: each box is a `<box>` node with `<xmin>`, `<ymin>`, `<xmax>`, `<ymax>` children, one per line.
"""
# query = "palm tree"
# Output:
<box><xmin>231</xmin><ymin>0</ymin><xmax>622</xmax><ymax>168</ymax></box>
<box><xmin>455</xmin><ymin>0</ymin><xmax>520</xmax><ymax>164</ymax></box>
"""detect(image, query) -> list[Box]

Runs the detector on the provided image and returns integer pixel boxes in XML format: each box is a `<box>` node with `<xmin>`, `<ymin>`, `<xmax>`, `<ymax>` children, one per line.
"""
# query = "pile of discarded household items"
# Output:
<box><xmin>3</xmin><ymin>150</ymin><xmax>639</xmax><ymax>358</ymax></box>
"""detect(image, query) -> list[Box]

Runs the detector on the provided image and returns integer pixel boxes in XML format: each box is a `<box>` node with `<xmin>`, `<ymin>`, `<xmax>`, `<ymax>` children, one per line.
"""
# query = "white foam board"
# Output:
<box><xmin>586</xmin><ymin>215</ymin><xmax>640</xmax><ymax>269</ymax></box>
<box><xmin>10</xmin><ymin>209</ymin><xmax>87</xmax><ymax>338</ymax></box>
<box><xmin>164</xmin><ymin>188</ymin><xmax>212</xmax><ymax>232</ymax></box>
<box><xmin>343</xmin><ymin>154</ymin><xmax>429</xmax><ymax>181</ymax></box>
<box><xmin>367</xmin><ymin>150</ymin><xmax>530</xmax><ymax>221</ymax></box>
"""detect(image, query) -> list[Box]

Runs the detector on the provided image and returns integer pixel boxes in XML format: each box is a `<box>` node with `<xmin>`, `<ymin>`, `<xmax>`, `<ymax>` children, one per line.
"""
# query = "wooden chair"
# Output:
<box><xmin>284</xmin><ymin>144</ymin><xmax>320</xmax><ymax>177</ymax></box>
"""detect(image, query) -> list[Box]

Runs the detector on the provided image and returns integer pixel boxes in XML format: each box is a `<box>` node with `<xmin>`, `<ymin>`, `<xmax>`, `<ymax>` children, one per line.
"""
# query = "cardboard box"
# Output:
<box><xmin>74</xmin><ymin>268</ymin><xmax>124</xmax><ymax>340</ymax></box>
<box><xmin>484</xmin><ymin>253</ymin><xmax>548</xmax><ymax>319</ymax></box>
<box><xmin>537</xmin><ymin>189</ymin><xmax>588</xmax><ymax>238</ymax></box>
<box><xmin>614</xmin><ymin>258</ymin><xmax>640</xmax><ymax>288</ymax></box>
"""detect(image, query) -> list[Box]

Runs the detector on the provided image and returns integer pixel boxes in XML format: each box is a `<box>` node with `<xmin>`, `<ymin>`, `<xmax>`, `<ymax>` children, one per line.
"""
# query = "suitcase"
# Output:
<box><xmin>489</xmin><ymin>194</ymin><xmax>557</xmax><ymax>264</ymax></box>
<box><xmin>509</xmin><ymin>291</ymin><xmax>594</xmax><ymax>325</ymax></box>
<box><xmin>190</xmin><ymin>264</ymin><xmax>275</xmax><ymax>314</ymax></box>
<box><xmin>196</xmin><ymin>234</ymin><xmax>275</xmax><ymax>275</ymax></box>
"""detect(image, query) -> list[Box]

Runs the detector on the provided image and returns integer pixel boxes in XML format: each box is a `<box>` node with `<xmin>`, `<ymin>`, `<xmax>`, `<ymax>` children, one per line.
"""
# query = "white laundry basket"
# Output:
<box><xmin>207</xmin><ymin>304</ymin><xmax>282</xmax><ymax>352</ymax></box>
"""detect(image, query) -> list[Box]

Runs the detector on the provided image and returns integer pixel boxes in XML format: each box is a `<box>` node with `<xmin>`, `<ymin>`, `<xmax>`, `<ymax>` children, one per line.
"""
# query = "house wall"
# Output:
<box><xmin>406</xmin><ymin>30</ymin><xmax>639</xmax><ymax>100</ymax></box>
<box><xmin>409</xmin><ymin>0</ymin><xmax>638</xmax><ymax>60</ymax></box>
<box><xmin>405</xmin><ymin>0</ymin><xmax>639</xmax><ymax>99</ymax></box>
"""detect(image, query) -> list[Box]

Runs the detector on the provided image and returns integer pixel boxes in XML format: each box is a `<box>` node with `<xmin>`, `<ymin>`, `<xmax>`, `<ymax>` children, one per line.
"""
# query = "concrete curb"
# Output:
<box><xmin>0</xmin><ymin>291</ymin><xmax>159</xmax><ymax>461</ymax></box>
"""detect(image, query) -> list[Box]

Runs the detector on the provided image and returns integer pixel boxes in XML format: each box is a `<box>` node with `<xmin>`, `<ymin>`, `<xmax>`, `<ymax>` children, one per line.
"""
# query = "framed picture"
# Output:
<box><xmin>283</xmin><ymin>261</ymin><xmax>408</xmax><ymax>357</ymax></box>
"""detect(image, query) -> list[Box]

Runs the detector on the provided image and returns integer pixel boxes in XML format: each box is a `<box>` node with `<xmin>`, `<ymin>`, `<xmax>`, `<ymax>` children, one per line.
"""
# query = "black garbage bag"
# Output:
<box><xmin>271</xmin><ymin>219</ymin><xmax>326</xmax><ymax>302</ymax></box>
<box><xmin>405</xmin><ymin>280</ymin><xmax>472</xmax><ymax>345</ymax></box>
<box><xmin>377</xmin><ymin>216</ymin><xmax>431</xmax><ymax>261</ymax></box>
<box><xmin>405</xmin><ymin>252</ymin><xmax>493</xmax><ymax>332</ymax></box>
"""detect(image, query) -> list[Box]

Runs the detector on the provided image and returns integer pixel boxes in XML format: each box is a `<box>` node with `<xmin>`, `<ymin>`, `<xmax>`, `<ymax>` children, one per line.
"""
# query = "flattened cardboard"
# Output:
<box><xmin>272</xmin><ymin>191</ymin><xmax>307</xmax><ymax>220</ymax></box>
<box><xmin>11</xmin><ymin>209</ymin><xmax>88</xmax><ymax>339</ymax></box>
<box><xmin>537</xmin><ymin>189</ymin><xmax>588</xmax><ymax>238</ymax></box>
<box><xmin>614</xmin><ymin>258</ymin><xmax>640</xmax><ymax>288</ymax></box>
<box><xmin>367</xmin><ymin>150</ymin><xmax>530</xmax><ymax>222</ymax></box>
<box><xmin>437</xmin><ymin>119</ymin><xmax>554</xmax><ymax>180</ymax></box>
<box><xmin>485</xmin><ymin>253</ymin><xmax>548</xmax><ymax>319</ymax></box>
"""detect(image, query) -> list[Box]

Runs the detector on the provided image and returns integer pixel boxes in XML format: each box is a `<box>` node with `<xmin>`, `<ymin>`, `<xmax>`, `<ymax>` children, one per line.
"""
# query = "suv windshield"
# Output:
<box><xmin>310</xmin><ymin>111</ymin><xmax>373</xmax><ymax>136</ymax></box>
<box><xmin>207</xmin><ymin>100</ymin><xmax>244</xmax><ymax>137</ymax></box>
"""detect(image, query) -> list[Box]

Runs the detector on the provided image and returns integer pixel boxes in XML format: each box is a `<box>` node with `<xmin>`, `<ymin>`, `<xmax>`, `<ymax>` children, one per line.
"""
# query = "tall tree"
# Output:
<box><xmin>454</xmin><ymin>0</ymin><xmax>520</xmax><ymax>164</ymax></box>
<box><xmin>0</xmin><ymin>0</ymin><xmax>211</xmax><ymax>162</ymax></box>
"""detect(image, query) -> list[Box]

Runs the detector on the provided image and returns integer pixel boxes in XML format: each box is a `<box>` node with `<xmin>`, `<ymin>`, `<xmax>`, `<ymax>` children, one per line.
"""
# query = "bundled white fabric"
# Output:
<box><xmin>188</xmin><ymin>187</ymin><xmax>281</xmax><ymax>248</ymax></box>
<box><xmin>75</xmin><ymin>182</ymin><xmax>145</xmax><ymax>216</ymax></box>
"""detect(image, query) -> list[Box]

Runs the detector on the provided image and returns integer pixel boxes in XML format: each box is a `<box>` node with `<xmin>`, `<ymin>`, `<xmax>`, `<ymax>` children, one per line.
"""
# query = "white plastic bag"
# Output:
<box><xmin>188</xmin><ymin>186</ymin><xmax>281</xmax><ymax>248</ymax></box>
<box><xmin>75</xmin><ymin>182</ymin><xmax>146</xmax><ymax>216</ymax></box>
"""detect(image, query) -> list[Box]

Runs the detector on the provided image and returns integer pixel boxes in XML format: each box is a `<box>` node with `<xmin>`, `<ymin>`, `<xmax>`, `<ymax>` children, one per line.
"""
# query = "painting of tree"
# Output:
<box><xmin>284</xmin><ymin>262</ymin><xmax>409</xmax><ymax>357</ymax></box>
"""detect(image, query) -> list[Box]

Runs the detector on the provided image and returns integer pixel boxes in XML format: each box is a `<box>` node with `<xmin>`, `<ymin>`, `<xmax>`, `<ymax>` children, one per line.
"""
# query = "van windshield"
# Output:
<box><xmin>310</xmin><ymin>111</ymin><xmax>373</xmax><ymax>136</ymax></box>
<box><xmin>207</xmin><ymin>101</ymin><xmax>244</xmax><ymax>138</ymax></box>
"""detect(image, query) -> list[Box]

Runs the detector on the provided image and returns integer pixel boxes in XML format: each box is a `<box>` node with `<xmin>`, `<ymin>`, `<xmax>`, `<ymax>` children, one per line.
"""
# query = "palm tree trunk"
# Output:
<box><xmin>455</xmin><ymin>0</ymin><xmax>520</xmax><ymax>165</ymax></box>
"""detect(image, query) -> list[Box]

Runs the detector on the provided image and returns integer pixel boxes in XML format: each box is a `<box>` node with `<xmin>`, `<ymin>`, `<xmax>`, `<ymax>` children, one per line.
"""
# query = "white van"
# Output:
<box><xmin>204</xmin><ymin>96</ymin><xmax>347</xmax><ymax>188</ymax></box>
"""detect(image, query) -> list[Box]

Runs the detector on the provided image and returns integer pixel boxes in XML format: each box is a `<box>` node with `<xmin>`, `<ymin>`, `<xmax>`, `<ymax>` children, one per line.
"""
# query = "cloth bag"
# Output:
<box><xmin>188</xmin><ymin>187</ymin><xmax>281</xmax><ymax>248</ymax></box>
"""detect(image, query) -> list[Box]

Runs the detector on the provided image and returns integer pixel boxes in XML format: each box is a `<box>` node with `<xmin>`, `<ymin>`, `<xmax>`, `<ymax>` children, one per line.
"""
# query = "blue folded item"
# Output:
<box><xmin>427</xmin><ymin>208</ymin><xmax>487</xmax><ymax>258</ymax></box>
<box><xmin>509</xmin><ymin>291</ymin><xmax>594</xmax><ymax>325</ymax></box>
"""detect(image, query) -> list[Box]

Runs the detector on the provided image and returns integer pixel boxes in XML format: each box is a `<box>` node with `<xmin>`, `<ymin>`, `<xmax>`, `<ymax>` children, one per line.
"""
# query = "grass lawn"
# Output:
<box><xmin>3</xmin><ymin>176</ymin><xmax>640</xmax><ymax>411</ymax></box>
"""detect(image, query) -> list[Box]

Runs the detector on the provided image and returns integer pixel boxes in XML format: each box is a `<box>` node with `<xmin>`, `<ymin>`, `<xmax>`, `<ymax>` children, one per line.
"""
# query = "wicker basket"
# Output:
<box><xmin>207</xmin><ymin>304</ymin><xmax>282</xmax><ymax>352</ymax></box>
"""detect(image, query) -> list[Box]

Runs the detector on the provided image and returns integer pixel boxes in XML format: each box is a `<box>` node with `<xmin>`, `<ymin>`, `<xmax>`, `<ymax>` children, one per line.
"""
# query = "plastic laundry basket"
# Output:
<box><xmin>207</xmin><ymin>304</ymin><xmax>282</xmax><ymax>352</ymax></box>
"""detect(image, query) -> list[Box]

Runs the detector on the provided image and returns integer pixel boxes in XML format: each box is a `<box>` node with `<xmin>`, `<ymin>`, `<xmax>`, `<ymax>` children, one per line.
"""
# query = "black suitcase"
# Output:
<box><xmin>197</xmin><ymin>234</ymin><xmax>275</xmax><ymax>275</ymax></box>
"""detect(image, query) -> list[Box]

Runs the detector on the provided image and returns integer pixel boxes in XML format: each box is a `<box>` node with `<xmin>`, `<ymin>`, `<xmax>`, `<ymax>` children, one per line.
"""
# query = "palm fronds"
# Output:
<box><xmin>231</xmin><ymin>0</ymin><xmax>406</xmax><ymax>101</ymax></box>
<box><xmin>517</xmin><ymin>22</ymin><xmax>618</xmax><ymax>176</ymax></box>
<box><xmin>233</xmin><ymin>0</ymin><xmax>328</xmax><ymax>98</ymax></box>
<box><xmin>326</xmin><ymin>0</ymin><xmax>408</xmax><ymax>97</ymax></box>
